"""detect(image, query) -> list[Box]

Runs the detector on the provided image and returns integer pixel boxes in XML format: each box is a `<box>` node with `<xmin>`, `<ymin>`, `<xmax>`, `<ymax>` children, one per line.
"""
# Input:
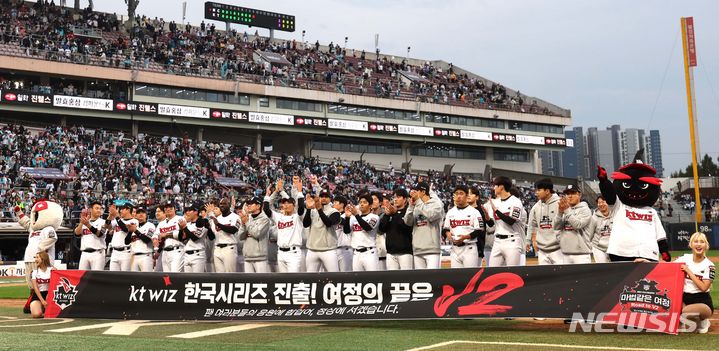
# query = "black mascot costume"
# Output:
<box><xmin>597</xmin><ymin>149</ymin><xmax>670</xmax><ymax>262</ymax></box>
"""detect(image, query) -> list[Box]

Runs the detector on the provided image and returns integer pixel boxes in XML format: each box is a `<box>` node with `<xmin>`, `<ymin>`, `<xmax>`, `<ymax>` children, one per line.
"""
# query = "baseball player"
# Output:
<box><xmin>444</xmin><ymin>185</ymin><xmax>484</xmax><ymax>268</ymax></box>
<box><xmin>156</xmin><ymin>202</ymin><xmax>185</xmax><ymax>272</ymax></box>
<box><xmin>153</xmin><ymin>206</ymin><xmax>166</xmax><ymax>272</ymax></box>
<box><xmin>74</xmin><ymin>201</ymin><xmax>107</xmax><ymax>270</ymax></box>
<box><xmin>106</xmin><ymin>202</ymin><xmax>138</xmax><ymax>271</ymax></box>
<box><xmin>371</xmin><ymin>192</ymin><xmax>387</xmax><ymax>270</ymax></box>
<box><xmin>403</xmin><ymin>182</ymin><xmax>443</xmax><ymax>269</ymax></box>
<box><xmin>553</xmin><ymin>185</ymin><xmax>593</xmax><ymax>264</ymax></box>
<box><xmin>333</xmin><ymin>195</ymin><xmax>352</xmax><ymax>272</ymax></box>
<box><xmin>487</xmin><ymin>176</ymin><xmax>525</xmax><ymax>267</ymax></box>
<box><xmin>126</xmin><ymin>207</ymin><xmax>155</xmax><ymax>272</ymax></box>
<box><xmin>180</xmin><ymin>201</ymin><xmax>210</xmax><ymax>273</ymax></box>
<box><xmin>379</xmin><ymin>188</ymin><xmax>414</xmax><ymax>270</ymax></box>
<box><xmin>527</xmin><ymin>178</ymin><xmax>563</xmax><ymax>265</ymax></box>
<box><xmin>303</xmin><ymin>185</ymin><xmax>341</xmax><ymax>272</ymax></box>
<box><xmin>199</xmin><ymin>205</ymin><xmax>216</xmax><ymax>272</ymax></box>
<box><xmin>343</xmin><ymin>193</ymin><xmax>380</xmax><ymax>271</ymax></box>
<box><xmin>239</xmin><ymin>196</ymin><xmax>271</xmax><ymax>273</ymax></box>
<box><xmin>264</xmin><ymin>177</ymin><xmax>306</xmax><ymax>272</ymax></box>
<box><xmin>234</xmin><ymin>204</ymin><xmax>246</xmax><ymax>272</ymax></box>
<box><xmin>587</xmin><ymin>196</ymin><xmax>613</xmax><ymax>263</ymax></box>
<box><xmin>468</xmin><ymin>186</ymin><xmax>494</xmax><ymax>266</ymax></box>
<box><xmin>206</xmin><ymin>198</ymin><xmax>241</xmax><ymax>273</ymax></box>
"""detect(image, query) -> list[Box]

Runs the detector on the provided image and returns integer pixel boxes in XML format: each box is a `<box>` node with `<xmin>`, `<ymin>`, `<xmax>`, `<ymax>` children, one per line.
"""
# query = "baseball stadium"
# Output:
<box><xmin>0</xmin><ymin>0</ymin><xmax>717</xmax><ymax>350</ymax></box>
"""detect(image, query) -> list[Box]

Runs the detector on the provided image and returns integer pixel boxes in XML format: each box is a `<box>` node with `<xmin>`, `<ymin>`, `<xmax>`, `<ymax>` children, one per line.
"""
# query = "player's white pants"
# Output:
<box><xmin>244</xmin><ymin>260</ymin><xmax>270</xmax><ymax>273</ymax></box>
<box><xmin>306</xmin><ymin>249</ymin><xmax>339</xmax><ymax>272</ymax></box>
<box><xmin>300</xmin><ymin>247</ymin><xmax>307</xmax><ymax>272</ymax></box>
<box><xmin>386</xmin><ymin>253</ymin><xmax>413</xmax><ymax>270</ymax></box>
<box><xmin>564</xmin><ymin>254</ymin><xmax>592</xmax><ymax>264</ymax></box>
<box><xmin>154</xmin><ymin>252</ymin><xmax>163</xmax><ymax>272</ymax></box>
<box><xmin>337</xmin><ymin>246</ymin><xmax>353</xmax><ymax>272</ymax></box>
<box><xmin>161</xmin><ymin>247</ymin><xmax>185</xmax><ymax>272</ymax></box>
<box><xmin>109</xmin><ymin>248</ymin><xmax>132</xmax><ymax>271</ymax></box>
<box><xmin>537</xmin><ymin>249</ymin><xmax>565</xmax><ymax>265</ymax></box>
<box><xmin>278</xmin><ymin>247</ymin><xmax>303</xmax><ymax>273</ymax></box>
<box><xmin>378</xmin><ymin>257</ymin><xmax>386</xmax><ymax>271</ymax></box>
<box><xmin>352</xmin><ymin>248</ymin><xmax>379</xmax><ymax>271</ymax></box>
<box><xmin>268</xmin><ymin>241</ymin><xmax>278</xmax><ymax>273</ymax></box>
<box><xmin>592</xmin><ymin>247</ymin><xmax>610</xmax><ymax>263</ymax></box>
<box><xmin>489</xmin><ymin>236</ymin><xmax>523</xmax><ymax>266</ymax></box>
<box><xmin>450</xmin><ymin>243</ymin><xmax>480</xmax><ymax>268</ymax></box>
<box><xmin>413</xmin><ymin>253</ymin><xmax>441</xmax><ymax>269</ymax></box>
<box><xmin>236</xmin><ymin>253</ymin><xmax>245</xmax><ymax>272</ymax></box>
<box><xmin>483</xmin><ymin>246</ymin><xmax>492</xmax><ymax>267</ymax></box>
<box><xmin>213</xmin><ymin>244</ymin><xmax>238</xmax><ymax>273</ymax></box>
<box><xmin>79</xmin><ymin>250</ymin><xmax>106</xmax><ymax>270</ymax></box>
<box><xmin>184</xmin><ymin>250</ymin><xmax>206</xmax><ymax>273</ymax></box>
<box><xmin>131</xmin><ymin>253</ymin><xmax>154</xmax><ymax>272</ymax></box>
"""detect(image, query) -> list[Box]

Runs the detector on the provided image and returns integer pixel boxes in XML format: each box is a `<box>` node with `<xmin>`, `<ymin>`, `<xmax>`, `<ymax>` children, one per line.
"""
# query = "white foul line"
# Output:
<box><xmin>405</xmin><ymin>340</ymin><xmax>697</xmax><ymax>351</ymax></box>
<box><xmin>166</xmin><ymin>322</ymin><xmax>324</xmax><ymax>339</ymax></box>
<box><xmin>167</xmin><ymin>323</ymin><xmax>274</xmax><ymax>338</ymax></box>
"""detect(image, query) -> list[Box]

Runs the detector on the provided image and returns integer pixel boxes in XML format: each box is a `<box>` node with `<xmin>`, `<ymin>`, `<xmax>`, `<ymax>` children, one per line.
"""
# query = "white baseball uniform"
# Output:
<box><xmin>109</xmin><ymin>217</ymin><xmax>138</xmax><ymax>271</ymax></box>
<box><xmin>444</xmin><ymin>205</ymin><xmax>482</xmax><ymax>268</ymax></box>
<box><xmin>78</xmin><ymin>217</ymin><xmax>107</xmax><ymax>270</ymax></box>
<box><xmin>210</xmin><ymin>212</ymin><xmax>241</xmax><ymax>273</ymax></box>
<box><xmin>129</xmin><ymin>221</ymin><xmax>155</xmax><ymax>272</ymax></box>
<box><xmin>336</xmin><ymin>214</ymin><xmax>353</xmax><ymax>272</ymax></box>
<box><xmin>347</xmin><ymin>213</ymin><xmax>380</xmax><ymax>271</ymax></box>
<box><xmin>157</xmin><ymin>215</ymin><xmax>185</xmax><ymax>272</ymax></box>
<box><xmin>183</xmin><ymin>220</ymin><xmax>209</xmax><ymax>273</ymax></box>
<box><xmin>271</xmin><ymin>210</ymin><xmax>304</xmax><ymax>273</ymax></box>
<box><xmin>488</xmin><ymin>195</ymin><xmax>525</xmax><ymax>266</ymax></box>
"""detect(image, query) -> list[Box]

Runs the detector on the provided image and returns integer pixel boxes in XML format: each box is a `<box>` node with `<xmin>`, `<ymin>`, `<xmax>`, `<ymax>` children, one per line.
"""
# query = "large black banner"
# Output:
<box><xmin>46</xmin><ymin>263</ymin><xmax>684</xmax><ymax>332</ymax></box>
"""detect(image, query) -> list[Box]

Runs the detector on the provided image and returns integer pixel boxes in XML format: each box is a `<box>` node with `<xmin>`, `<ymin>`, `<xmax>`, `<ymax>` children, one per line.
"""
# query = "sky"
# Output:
<box><xmin>88</xmin><ymin>0</ymin><xmax>719</xmax><ymax>175</ymax></box>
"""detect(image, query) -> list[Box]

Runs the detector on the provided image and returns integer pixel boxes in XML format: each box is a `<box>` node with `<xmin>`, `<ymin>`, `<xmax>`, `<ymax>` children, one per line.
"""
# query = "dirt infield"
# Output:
<box><xmin>0</xmin><ymin>299</ymin><xmax>24</xmax><ymax>307</ymax></box>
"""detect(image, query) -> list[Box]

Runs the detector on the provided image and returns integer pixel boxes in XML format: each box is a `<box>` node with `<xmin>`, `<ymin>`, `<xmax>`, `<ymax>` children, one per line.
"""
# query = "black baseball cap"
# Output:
<box><xmin>563</xmin><ymin>184</ymin><xmax>581</xmax><ymax>194</ymax></box>
<box><xmin>394</xmin><ymin>188</ymin><xmax>409</xmax><ymax>198</ymax></box>
<box><xmin>412</xmin><ymin>182</ymin><xmax>429</xmax><ymax>193</ymax></box>
<box><xmin>318</xmin><ymin>190</ymin><xmax>331</xmax><ymax>198</ymax></box>
<box><xmin>135</xmin><ymin>206</ymin><xmax>147</xmax><ymax>214</ymax></box>
<box><xmin>245</xmin><ymin>197</ymin><xmax>263</xmax><ymax>205</ymax></box>
<box><xmin>186</xmin><ymin>201</ymin><xmax>204</xmax><ymax>212</ymax></box>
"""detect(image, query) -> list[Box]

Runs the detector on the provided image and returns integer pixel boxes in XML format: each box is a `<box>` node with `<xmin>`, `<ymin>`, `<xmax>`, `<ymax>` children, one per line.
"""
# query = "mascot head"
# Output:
<box><xmin>611</xmin><ymin>149</ymin><xmax>662</xmax><ymax>207</ymax></box>
<box><xmin>30</xmin><ymin>200</ymin><xmax>64</xmax><ymax>231</ymax></box>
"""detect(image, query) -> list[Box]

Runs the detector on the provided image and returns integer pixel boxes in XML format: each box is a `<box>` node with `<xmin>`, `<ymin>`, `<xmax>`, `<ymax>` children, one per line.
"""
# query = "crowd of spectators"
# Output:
<box><xmin>0</xmin><ymin>0</ymin><xmax>559</xmax><ymax>116</ymax></box>
<box><xmin>0</xmin><ymin>123</ymin><xmax>538</xmax><ymax>226</ymax></box>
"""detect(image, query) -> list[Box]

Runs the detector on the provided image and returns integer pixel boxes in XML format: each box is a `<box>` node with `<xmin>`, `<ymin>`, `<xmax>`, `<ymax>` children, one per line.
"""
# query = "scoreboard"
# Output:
<box><xmin>204</xmin><ymin>1</ymin><xmax>295</xmax><ymax>32</ymax></box>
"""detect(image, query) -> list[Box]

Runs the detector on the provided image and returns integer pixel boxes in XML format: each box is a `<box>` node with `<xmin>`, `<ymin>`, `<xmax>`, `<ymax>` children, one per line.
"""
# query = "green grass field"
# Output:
<box><xmin>0</xmin><ymin>305</ymin><xmax>716</xmax><ymax>351</ymax></box>
<box><xmin>1</xmin><ymin>255</ymin><xmax>717</xmax><ymax>351</ymax></box>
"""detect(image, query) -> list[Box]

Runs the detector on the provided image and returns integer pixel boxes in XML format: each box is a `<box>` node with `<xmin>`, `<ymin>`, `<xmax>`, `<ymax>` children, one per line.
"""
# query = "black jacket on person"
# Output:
<box><xmin>378</xmin><ymin>207</ymin><xmax>413</xmax><ymax>255</ymax></box>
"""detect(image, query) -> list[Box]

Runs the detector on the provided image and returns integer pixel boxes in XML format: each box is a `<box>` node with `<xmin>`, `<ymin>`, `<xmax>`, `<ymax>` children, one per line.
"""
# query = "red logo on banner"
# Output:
<box><xmin>116</xmin><ymin>102</ymin><xmax>127</xmax><ymax>110</ymax></box>
<box><xmin>434</xmin><ymin>269</ymin><xmax>525</xmax><ymax>317</ymax></box>
<box><xmin>600</xmin><ymin>263</ymin><xmax>684</xmax><ymax>334</ymax></box>
<box><xmin>4</xmin><ymin>93</ymin><xmax>17</xmax><ymax>101</ymax></box>
<box><xmin>212</xmin><ymin>111</ymin><xmax>222</xmax><ymax>118</ymax></box>
<box><xmin>44</xmin><ymin>270</ymin><xmax>86</xmax><ymax>318</ymax></box>
<box><xmin>296</xmin><ymin>118</ymin><xmax>305</xmax><ymax>125</ymax></box>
